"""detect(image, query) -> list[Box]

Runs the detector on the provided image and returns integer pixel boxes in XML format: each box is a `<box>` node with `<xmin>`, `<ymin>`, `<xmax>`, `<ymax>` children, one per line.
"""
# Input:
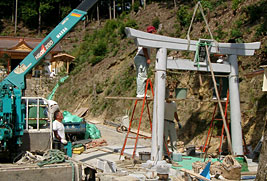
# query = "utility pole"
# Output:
<box><xmin>15</xmin><ymin>0</ymin><xmax>18</xmax><ymax>35</ymax></box>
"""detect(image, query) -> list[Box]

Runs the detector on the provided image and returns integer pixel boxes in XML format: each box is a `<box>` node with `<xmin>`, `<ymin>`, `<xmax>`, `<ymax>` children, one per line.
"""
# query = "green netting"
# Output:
<box><xmin>47</xmin><ymin>76</ymin><xmax>69</xmax><ymax>100</ymax></box>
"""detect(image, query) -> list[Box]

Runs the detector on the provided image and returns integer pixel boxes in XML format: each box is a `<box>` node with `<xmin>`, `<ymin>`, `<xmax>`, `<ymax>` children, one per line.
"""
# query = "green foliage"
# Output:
<box><xmin>119</xmin><ymin>19</ymin><xmax>138</xmax><ymax>38</ymax></box>
<box><xmin>152</xmin><ymin>17</ymin><xmax>160</xmax><ymax>29</ymax></box>
<box><xmin>255</xmin><ymin>22</ymin><xmax>267</xmax><ymax>37</ymax></box>
<box><xmin>231</xmin><ymin>28</ymin><xmax>242</xmax><ymax>38</ymax></box>
<box><xmin>92</xmin><ymin>40</ymin><xmax>107</xmax><ymax>56</ymax></box>
<box><xmin>232</xmin><ymin>0</ymin><xmax>242</xmax><ymax>11</ymax></box>
<box><xmin>243</xmin><ymin>1</ymin><xmax>267</xmax><ymax>23</ymax></box>
<box><xmin>243</xmin><ymin>1</ymin><xmax>267</xmax><ymax>37</ymax></box>
<box><xmin>60</xmin><ymin>6</ymin><xmax>72</xmax><ymax>18</ymax></box>
<box><xmin>176</xmin><ymin>5</ymin><xmax>192</xmax><ymax>28</ymax></box>
<box><xmin>214</xmin><ymin>25</ymin><xmax>228</xmax><ymax>41</ymax></box>
<box><xmin>235</xmin><ymin>19</ymin><xmax>243</xmax><ymax>28</ymax></box>
<box><xmin>133</xmin><ymin>1</ymin><xmax>140</xmax><ymax>13</ymax></box>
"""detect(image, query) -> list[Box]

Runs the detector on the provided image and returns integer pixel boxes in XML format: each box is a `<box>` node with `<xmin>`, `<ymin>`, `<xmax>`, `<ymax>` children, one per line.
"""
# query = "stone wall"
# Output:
<box><xmin>25</xmin><ymin>77</ymin><xmax>59</xmax><ymax>98</ymax></box>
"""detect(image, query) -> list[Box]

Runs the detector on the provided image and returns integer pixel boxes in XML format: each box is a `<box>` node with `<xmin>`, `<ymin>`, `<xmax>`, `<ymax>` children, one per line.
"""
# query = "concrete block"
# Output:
<box><xmin>97</xmin><ymin>159</ymin><xmax>117</xmax><ymax>173</ymax></box>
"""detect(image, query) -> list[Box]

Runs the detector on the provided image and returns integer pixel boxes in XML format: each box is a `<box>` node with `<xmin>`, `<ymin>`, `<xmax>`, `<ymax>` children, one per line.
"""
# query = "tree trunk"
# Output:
<box><xmin>109</xmin><ymin>1</ymin><xmax>112</xmax><ymax>19</ymax></box>
<box><xmin>132</xmin><ymin>0</ymin><xmax>134</xmax><ymax>11</ymax></box>
<box><xmin>256</xmin><ymin>115</ymin><xmax>267</xmax><ymax>180</ymax></box>
<box><xmin>174</xmin><ymin>0</ymin><xmax>177</xmax><ymax>8</ymax></box>
<box><xmin>14</xmin><ymin>0</ymin><xmax>18</xmax><ymax>35</ymax></box>
<box><xmin>38</xmin><ymin>8</ymin><xmax>41</xmax><ymax>36</ymax></box>
<box><xmin>144</xmin><ymin>0</ymin><xmax>146</xmax><ymax>10</ymax></box>
<box><xmin>96</xmin><ymin>3</ymin><xmax>99</xmax><ymax>24</ymax></box>
<box><xmin>113</xmin><ymin>0</ymin><xmax>116</xmax><ymax>19</ymax></box>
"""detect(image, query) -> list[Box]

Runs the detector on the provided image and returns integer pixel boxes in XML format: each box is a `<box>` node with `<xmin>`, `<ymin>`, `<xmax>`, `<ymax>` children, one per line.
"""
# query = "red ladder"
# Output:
<box><xmin>202</xmin><ymin>90</ymin><xmax>230</xmax><ymax>153</ymax></box>
<box><xmin>120</xmin><ymin>78</ymin><xmax>154</xmax><ymax>159</ymax></box>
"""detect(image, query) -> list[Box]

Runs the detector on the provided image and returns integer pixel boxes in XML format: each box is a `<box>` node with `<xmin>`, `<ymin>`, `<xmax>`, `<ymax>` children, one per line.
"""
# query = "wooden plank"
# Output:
<box><xmin>180</xmin><ymin>168</ymin><xmax>211</xmax><ymax>181</ymax></box>
<box><xmin>74</xmin><ymin>107</ymin><xmax>88</xmax><ymax>117</ymax></box>
<box><xmin>105</xmin><ymin>96</ymin><xmax>153</xmax><ymax>101</ymax></box>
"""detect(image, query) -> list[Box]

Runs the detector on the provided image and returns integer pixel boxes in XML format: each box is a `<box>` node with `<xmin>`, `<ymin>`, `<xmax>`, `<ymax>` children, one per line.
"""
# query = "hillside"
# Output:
<box><xmin>1</xmin><ymin>0</ymin><xmax>266</xmax><ymax>154</ymax></box>
<box><xmin>54</xmin><ymin>1</ymin><xmax>267</xmax><ymax>153</ymax></box>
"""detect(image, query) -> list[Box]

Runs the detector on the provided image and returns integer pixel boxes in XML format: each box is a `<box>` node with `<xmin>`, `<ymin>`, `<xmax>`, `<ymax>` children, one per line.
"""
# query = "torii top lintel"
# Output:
<box><xmin>125</xmin><ymin>28</ymin><xmax>261</xmax><ymax>56</ymax></box>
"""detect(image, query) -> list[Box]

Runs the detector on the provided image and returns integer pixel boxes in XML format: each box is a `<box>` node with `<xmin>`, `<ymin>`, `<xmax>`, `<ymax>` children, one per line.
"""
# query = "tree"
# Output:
<box><xmin>256</xmin><ymin>117</ymin><xmax>267</xmax><ymax>180</ymax></box>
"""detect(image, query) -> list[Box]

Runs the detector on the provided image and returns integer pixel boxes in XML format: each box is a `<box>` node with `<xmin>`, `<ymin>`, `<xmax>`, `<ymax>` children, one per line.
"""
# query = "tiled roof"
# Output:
<box><xmin>0</xmin><ymin>36</ymin><xmax>62</xmax><ymax>52</ymax></box>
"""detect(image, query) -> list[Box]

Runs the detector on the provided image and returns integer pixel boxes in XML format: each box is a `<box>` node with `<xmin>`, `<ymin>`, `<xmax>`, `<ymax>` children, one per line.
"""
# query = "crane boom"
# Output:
<box><xmin>0</xmin><ymin>0</ymin><xmax>98</xmax><ymax>157</ymax></box>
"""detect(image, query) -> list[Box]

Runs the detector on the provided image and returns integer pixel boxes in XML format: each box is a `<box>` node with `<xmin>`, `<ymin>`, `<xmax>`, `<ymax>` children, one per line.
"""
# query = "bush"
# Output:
<box><xmin>176</xmin><ymin>5</ymin><xmax>192</xmax><ymax>27</ymax></box>
<box><xmin>119</xmin><ymin>19</ymin><xmax>138</xmax><ymax>38</ymax></box>
<box><xmin>152</xmin><ymin>17</ymin><xmax>160</xmax><ymax>29</ymax></box>
<box><xmin>133</xmin><ymin>1</ymin><xmax>140</xmax><ymax>13</ymax></box>
<box><xmin>232</xmin><ymin>0</ymin><xmax>242</xmax><ymax>11</ymax></box>
<box><xmin>92</xmin><ymin>40</ymin><xmax>107</xmax><ymax>56</ymax></box>
<box><xmin>231</xmin><ymin>28</ymin><xmax>242</xmax><ymax>38</ymax></box>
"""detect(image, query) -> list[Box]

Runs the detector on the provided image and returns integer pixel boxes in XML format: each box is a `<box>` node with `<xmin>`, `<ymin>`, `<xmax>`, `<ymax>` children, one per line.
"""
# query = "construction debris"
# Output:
<box><xmin>86</xmin><ymin>139</ymin><xmax>107</xmax><ymax>149</ymax></box>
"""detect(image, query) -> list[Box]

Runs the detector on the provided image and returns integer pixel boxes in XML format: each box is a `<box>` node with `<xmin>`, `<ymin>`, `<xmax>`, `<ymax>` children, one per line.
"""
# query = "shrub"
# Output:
<box><xmin>92</xmin><ymin>40</ymin><xmax>107</xmax><ymax>56</ymax></box>
<box><xmin>152</xmin><ymin>17</ymin><xmax>160</xmax><ymax>29</ymax></box>
<box><xmin>231</xmin><ymin>28</ymin><xmax>242</xmax><ymax>38</ymax></box>
<box><xmin>232</xmin><ymin>0</ymin><xmax>242</xmax><ymax>11</ymax></box>
<box><xmin>176</xmin><ymin>5</ymin><xmax>192</xmax><ymax>27</ymax></box>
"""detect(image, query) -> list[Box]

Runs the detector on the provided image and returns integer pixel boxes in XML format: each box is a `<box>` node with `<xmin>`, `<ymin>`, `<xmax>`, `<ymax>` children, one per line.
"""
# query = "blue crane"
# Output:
<box><xmin>0</xmin><ymin>0</ymin><xmax>98</xmax><ymax>158</ymax></box>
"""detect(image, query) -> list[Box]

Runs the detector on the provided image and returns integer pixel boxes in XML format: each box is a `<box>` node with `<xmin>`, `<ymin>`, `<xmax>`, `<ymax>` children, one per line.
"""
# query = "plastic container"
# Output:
<box><xmin>172</xmin><ymin>152</ymin><xmax>183</xmax><ymax>162</ymax></box>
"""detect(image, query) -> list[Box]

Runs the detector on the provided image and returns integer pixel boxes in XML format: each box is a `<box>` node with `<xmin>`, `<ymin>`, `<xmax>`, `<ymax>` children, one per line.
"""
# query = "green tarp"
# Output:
<box><xmin>62</xmin><ymin>111</ymin><xmax>101</xmax><ymax>139</ymax></box>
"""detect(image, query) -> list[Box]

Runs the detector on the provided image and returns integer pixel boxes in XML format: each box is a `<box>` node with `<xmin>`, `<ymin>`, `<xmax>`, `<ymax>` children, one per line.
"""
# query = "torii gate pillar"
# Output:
<box><xmin>151</xmin><ymin>48</ymin><xmax>167</xmax><ymax>161</ymax></box>
<box><xmin>229</xmin><ymin>55</ymin><xmax>243</xmax><ymax>155</ymax></box>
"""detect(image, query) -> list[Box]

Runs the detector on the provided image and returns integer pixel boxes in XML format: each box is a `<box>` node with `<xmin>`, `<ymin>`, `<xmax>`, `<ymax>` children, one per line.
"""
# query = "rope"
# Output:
<box><xmin>187</xmin><ymin>1</ymin><xmax>219</xmax><ymax>52</ymax></box>
<box><xmin>37</xmin><ymin>149</ymin><xmax>76</xmax><ymax>181</ymax></box>
<box><xmin>37</xmin><ymin>149</ymin><xmax>65</xmax><ymax>167</ymax></box>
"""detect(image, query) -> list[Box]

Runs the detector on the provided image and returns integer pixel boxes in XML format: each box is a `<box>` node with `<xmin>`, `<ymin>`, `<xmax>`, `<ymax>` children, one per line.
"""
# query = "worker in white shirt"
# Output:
<box><xmin>52</xmin><ymin>110</ymin><xmax>67</xmax><ymax>151</ymax></box>
<box><xmin>163</xmin><ymin>89</ymin><xmax>182</xmax><ymax>157</ymax></box>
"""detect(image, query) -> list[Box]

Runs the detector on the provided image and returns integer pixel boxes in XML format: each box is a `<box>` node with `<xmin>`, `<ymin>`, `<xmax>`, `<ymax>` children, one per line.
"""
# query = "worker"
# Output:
<box><xmin>44</xmin><ymin>99</ymin><xmax>59</xmax><ymax>122</ymax></box>
<box><xmin>163</xmin><ymin>89</ymin><xmax>182</xmax><ymax>157</ymax></box>
<box><xmin>134</xmin><ymin>25</ymin><xmax>157</xmax><ymax>98</ymax></box>
<box><xmin>52</xmin><ymin>110</ymin><xmax>67</xmax><ymax>151</ymax></box>
<box><xmin>212</xmin><ymin>72</ymin><xmax>229</xmax><ymax>101</ymax></box>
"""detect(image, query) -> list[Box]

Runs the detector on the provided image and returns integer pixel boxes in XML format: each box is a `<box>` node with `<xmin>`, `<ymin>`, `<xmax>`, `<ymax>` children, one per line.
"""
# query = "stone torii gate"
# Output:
<box><xmin>125</xmin><ymin>27</ymin><xmax>261</xmax><ymax>162</ymax></box>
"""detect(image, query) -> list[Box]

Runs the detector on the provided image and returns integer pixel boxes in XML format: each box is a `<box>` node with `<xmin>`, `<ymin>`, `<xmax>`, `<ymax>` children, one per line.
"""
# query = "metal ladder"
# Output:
<box><xmin>202</xmin><ymin>90</ymin><xmax>230</xmax><ymax>154</ymax></box>
<box><xmin>120</xmin><ymin>78</ymin><xmax>154</xmax><ymax>159</ymax></box>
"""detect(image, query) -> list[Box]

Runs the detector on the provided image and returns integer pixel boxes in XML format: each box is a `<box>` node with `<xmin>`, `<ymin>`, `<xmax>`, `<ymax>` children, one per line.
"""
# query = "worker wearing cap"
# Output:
<box><xmin>134</xmin><ymin>26</ymin><xmax>156</xmax><ymax>98</ymax></box>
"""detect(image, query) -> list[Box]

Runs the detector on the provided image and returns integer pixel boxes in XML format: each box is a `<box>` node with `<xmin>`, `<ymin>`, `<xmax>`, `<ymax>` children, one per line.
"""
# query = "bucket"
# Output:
<box><xmin>139</xmin><ymin>152</ymin><xmax>151</xmax><ymax>161</ymax></box>
<box><xmin>172</xmin><ymin>152</ymin><xmax>183</xmax><ymax>162</ymax></box>
<box><xmin>186</xmin><ymin>145</ymin><xmax>195</xmax><ymax>156</ymax></box>
<box><xmin>175</xmin><ymin>88</ymin><xmax>187</xmax><ymax>99</ymax></box>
